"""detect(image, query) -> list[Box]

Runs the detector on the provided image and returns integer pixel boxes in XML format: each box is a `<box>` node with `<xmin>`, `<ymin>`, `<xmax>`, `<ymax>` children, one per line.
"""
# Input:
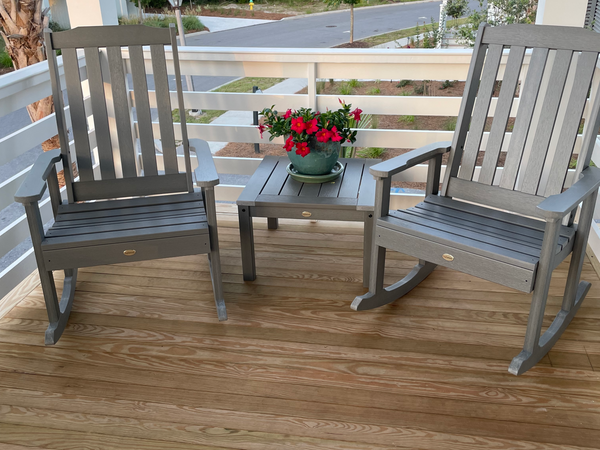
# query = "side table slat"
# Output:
<box><xmin>280</xmin><ymin>175</ymin><xmax>303</xmax><ymax>196</ymax></box>
<box><xmin>318</xmin><ymin>161</ymin><xmax>346</xmax><ymax>198</ymax></box>
<box><xmin>261</xmin><ymin>160</ymin><xmax>289</xmax><ymax>196</ymax></box>
<box><xmin>236</xmin><ymin>156</ymin><xmax>279</xmax><ymax>206</ymax></box>
<box><xmin>338</xmin><ymin>159</ymin><xmax>365</xmax><ymax>199</ymax></box>
<box><xmin>299</xmin><ymin>182</ymin><xmax>322</xmax><ymax>197</ymax></box>
<box><xmin>357</xmin><ymin>159</ymin><xmax>379</xmax><ymax>212</ymax></box>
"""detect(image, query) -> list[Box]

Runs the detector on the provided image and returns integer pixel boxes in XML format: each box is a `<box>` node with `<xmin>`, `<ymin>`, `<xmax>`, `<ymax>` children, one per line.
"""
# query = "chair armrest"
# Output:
<box><xmin>14</xmin><ymin>149</ymin><xmax>62</xmax><ymax>204</ymax></box>
<box><xmin>537</xmin><ymin>166</ymin><xmax>600</xmax><ymax>220</ymax></box>
<box><xmin>369</xmin><ymin>141</ymin><xmax>452</xmax><ymax>178</ymax></box>
<box><xmin>189</xmin><ymin>138</ymin><xmax>219</xmax><ymax>188</ymax></box>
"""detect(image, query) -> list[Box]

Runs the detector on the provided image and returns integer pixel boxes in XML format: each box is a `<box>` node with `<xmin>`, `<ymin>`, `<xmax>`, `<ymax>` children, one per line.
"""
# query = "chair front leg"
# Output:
<box><xmin>203</xmin><ymin>187</ymin><xmax>227</xmax><ymax>321</ymax></box>
<box><xmin>509</xmin><ymin>217</ymin><xmax>563</xmax><ymax>375</ymax></box>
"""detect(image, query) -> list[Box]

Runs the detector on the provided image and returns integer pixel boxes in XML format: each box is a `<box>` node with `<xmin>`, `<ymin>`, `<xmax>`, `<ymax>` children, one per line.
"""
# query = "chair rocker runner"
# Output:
<box><xmin>354</xmin><ymin>23</ymin><xmax>600</xmax><ymax>375</ymax></box>
<box><xmin>15</xmin><ymin>24</ymin><xmax>227</xmax><ymax>345</ymax></box>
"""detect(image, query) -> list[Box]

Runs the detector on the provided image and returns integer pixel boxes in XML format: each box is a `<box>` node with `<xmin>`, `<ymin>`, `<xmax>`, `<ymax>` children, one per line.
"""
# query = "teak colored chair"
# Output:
<box><xmin>14</xmin><ymin>25</ymin><xmax>227</xmax><ymax>345</ymax></box>
<box><xmin>354</xmin><ymin>23</ymin><xmax>600</xmax><ymax>375</ymax></box>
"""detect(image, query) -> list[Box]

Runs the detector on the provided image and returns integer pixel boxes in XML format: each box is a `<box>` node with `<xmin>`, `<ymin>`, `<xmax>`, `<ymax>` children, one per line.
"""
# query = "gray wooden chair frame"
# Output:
<box><xmin>354</xmin><ymin>23</ymin><xmax>600</xmax><ymax>375</ymax></box>
<box><xmin>14</xmin><ymin>24</ymin><xmax>226</xmax><ymax>345</ymax></box>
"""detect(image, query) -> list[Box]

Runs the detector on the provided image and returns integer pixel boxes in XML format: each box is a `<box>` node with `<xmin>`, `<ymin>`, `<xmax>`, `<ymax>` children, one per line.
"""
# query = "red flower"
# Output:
<box><xmin>283</xmin><ymin>109</ymin><xmax>292</xmax><ymax>119</ymax></box>
<box><xmin>257</xmin><ymin>124</ymin><xmax>267</xmax><ymax>139</ymax></box>
<box><xmin>350</xmin><ymin>108</ymin><xmax>362</xmax><ymax>122</ymax></box>
<box><xmin>291</xmin><ymin>117</ymin><xmax>306</xmax><ymax>133</ymax></box>
<box><xmin>283</xmin><ymin>135</ymin><xmax>294</xmax><ymax>152</ymax></box>
<box><xmin>295</xmin><ymin>141</ymin><xmax>310</xmax><ymax>157</ymax></box>
<box><xmin>316</xmin><ymin>129</ymin><xmax>331</xmax><ymax>143</ymax></box>
<box><xmin>330</xmin><ymin>126</ymin><xmax>343</xmax><ymax>142</ymax></box>
<box><xmin>305</xmin><ymin>118</ymin><xmax>318</xmax><ymax>135</ymax></box>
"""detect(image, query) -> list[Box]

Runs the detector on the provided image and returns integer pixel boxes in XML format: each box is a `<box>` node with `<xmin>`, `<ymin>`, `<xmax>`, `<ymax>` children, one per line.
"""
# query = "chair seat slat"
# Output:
<box><xmin>478</xmin><ymin>46</ymin><xmax>526</xmax><ymax>185</ymax></box>
<box><xmin>499</xmin><ymin>48</ymin><xmax>549</xmax><ymax>190</ymax></box>
<box><xmin>84</xmin><ymin>47</ymin><xmax>115</xmax><ymax>180</ymax></box>
<box><xmin>543</xmin><ymin>51</ymin><xmax>598</xmax><ymax>196</ymax></box>
<box><xmin>520</xmin><ymin>49</ymin><xmax>573</xmax><ymax>194</ymax></box>
<box><xmin>62</xmin><ymin>47</ymin><xmax>94</xmax><ymax>182</ymax></box>
<box><xmin>107</xmin><ymin>46</ymin><xmax>137</xmax><ymax>179</ymax></box>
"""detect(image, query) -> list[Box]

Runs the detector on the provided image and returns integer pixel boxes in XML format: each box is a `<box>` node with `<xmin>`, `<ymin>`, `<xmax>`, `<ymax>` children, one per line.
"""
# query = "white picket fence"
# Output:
<box><xmin>0</xmin><ymin>46</ymin><xmax>598</xmax><ymax>300</ymax></box>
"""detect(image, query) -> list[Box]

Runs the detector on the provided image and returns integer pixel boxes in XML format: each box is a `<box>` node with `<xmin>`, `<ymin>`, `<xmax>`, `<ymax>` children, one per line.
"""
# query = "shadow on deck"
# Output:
<box><xmin>0</xmin><ymin>204</ymin><xmax>599</xmax><ymax>449</ymax></box>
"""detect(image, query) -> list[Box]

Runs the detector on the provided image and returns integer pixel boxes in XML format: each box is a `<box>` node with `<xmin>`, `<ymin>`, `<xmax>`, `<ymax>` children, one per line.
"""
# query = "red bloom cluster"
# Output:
<box><xmin>258</xmin><ymin>103</ymin><xmax>361</xmax><ymax>158</ymax></box>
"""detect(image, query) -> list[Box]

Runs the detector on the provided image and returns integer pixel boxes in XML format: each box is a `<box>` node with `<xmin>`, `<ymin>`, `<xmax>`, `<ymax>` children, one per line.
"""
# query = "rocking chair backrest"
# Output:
<box><xmin>442</xmin><ymin>24</ymin><xmax>600</xmax><ymax>219</ymax></box>
<box><xmin>44</xmin><ymin>24</ymin><xmax>192</xmax><ymax>204</ymax></box>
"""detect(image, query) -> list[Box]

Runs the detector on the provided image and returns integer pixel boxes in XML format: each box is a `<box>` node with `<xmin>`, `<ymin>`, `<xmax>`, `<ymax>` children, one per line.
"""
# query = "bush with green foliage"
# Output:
<box><xmin>119</xmin><ymin>15</ymin><xmax>204</xmax><ymax>33</ymax></box>
<box><xmin>0</xmin><ymin>51</ymin><xmax>13</xmax><ymax>68</ymax></box>
<box><xmin>445</xmin><ymin>0</ymin><xmax>468</xmax><ymax>23</ymax></box>
<box><xmin>440</xmin><ymin>80</ymin><xmax>455</xmax><ymax>90</ymax></box>
<box><xmin>396</xmin><ymin>80</ymin><xmax>411</xmax><ymax>88</ymax></box>
<box><xmin>455</xmin><ymin>0</ymin><xmax>538</xmax><ymax>47</ymax></box>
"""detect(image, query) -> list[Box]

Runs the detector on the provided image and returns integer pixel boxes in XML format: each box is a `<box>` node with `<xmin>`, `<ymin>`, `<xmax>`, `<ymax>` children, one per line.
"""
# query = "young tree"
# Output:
<box><xmin>326</xmin><ymin>0</ymin><xmax>360</xmax><ymax>44</ymax></box>
<box><xmin>0</xmin><ymin>0</ymin><xmax>58</xmax><ymax>150</ymax></box>
<box><xmin>445</xmin><ymin>0</ymin><xmax>468</xmax><ymax>27</ymax></box>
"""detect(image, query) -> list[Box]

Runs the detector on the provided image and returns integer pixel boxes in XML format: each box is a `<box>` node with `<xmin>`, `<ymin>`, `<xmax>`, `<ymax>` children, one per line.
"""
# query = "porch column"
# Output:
<box><xmin>65</xmin><ymin>0</ymin><xmax>118</xmax><ymax>27</ymax></box>
<box><xmin>535</xmin><ymin>0</ymin><xmax>588</xmax><ymax>26</ymax></box>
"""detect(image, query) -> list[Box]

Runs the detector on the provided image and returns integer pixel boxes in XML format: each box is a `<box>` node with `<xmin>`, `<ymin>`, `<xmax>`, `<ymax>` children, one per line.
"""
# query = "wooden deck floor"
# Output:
<box><xmin>1</xmin><ymin>204</ymin><xmax>600</xmax><ymax>449</ymax></box>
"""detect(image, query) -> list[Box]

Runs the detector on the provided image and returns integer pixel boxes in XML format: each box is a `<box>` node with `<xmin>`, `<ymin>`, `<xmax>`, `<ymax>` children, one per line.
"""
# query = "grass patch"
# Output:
<box><xmin>172</xmin><ymin>108</ymin><xmax>224</xmax><ymax>124</ymax></box>
<box><xmin>213</xmin><ymin>77</ymin><xmax>285</xmax><ymax>93</ymax></box>
<box><xmin>348</xmin><ymin>79</ymin><xmax>362</xmax><ymax>88</ymax></box>
<box><xmin>443</xmin><ymin>117</ymin><xmax>457</xmax><ymax>131</ymax></box>
<box><xmin>361</xmin><ymin>18</ymin><xmax>468</xmax><ymax>47</ymax></box>
<box><xmin>367</xmin><ymin>87</ymin><xmax>381</xmax><ymax>95</ymax></box>
<box><xmin>399</xmin><ymin>115</ymin><xmax>415</xmax><ymax>124</ymax></box>
<box><xmin>338</xmin><ymin>83</ymin><xmax>353</xmax><ymax>95</ymax></box>
<box><xmin>119</xmin><ymin>15</ymin><xmax>204</xmax><ymax>33</ymax></box>
<box><xmin>356</xmin><ymin>147</ymin><xmax>385</xmax><ymax>159</ymax></box>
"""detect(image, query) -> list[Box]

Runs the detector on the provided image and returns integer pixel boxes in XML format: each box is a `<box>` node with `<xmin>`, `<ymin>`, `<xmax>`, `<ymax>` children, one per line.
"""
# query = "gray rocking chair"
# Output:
<box><xmin>354</xmin><ymin>23</ymin><xmax>600</xmax><ymax>375</ymax></box>
<box><xmin>14</xmin><ymin>24</ymin><xmax>226</xmax><ymax>345</ymax></box>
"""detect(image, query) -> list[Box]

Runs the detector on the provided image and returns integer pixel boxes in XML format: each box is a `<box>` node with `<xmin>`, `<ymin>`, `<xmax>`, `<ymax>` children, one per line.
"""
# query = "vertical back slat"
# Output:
<box><xmin>441</xmin><ymin>23</ymin><xmax>490</xmax><ymax>196</ymax></box>
<box><xmin>169</xmin><ymin>25</ymin><xmax>193</xmax><ymax>191</ymax></box>
<box><xmin>458</xmin><ymin>44</ymin><xmax>504</xmax><ymax>181</ymax></box>
<box><xmin>150</xmin><ymin>43</ymin><xmax>178</xmax><ymax>174</ymax></box>
<box><xmin>520</xmin><ymin>49</ymin><xmax>573</xmax><ymax>194</ymax></box>
<box><xmin>129</xmin><ymin>45</ymin><xmax>158</xmax><ymax>176</ymax></box>
<box><xmin>44</xmin><ymin>30</ymin><xmax>75</xmax><ymax>202</ymax></box>
<box><xmin>62</xmin><ymin>47</ymin><xmax>94</xmax><ymax>182</ymax></box>
<box><xmin>107</xmin><ymin>46</ymin><xmax>137</xmax><ymax>178</ymax></box>
<box><xmin>478</xmin><ymin>46</ymin><xmax>526</xmax><ymax>185</ymax></box>
<box><xmin>543</xmin><ymin>51</ymin><xmax>598</xmax><ymax>196</ymax></box>
<box><xmin>499</xmin><ymin>48</ymin><xmax>550</xmax><ymax>189</ymax></box>
<box><xmin>84</xmin><ymin>46</ymin><xmax>115</xmax><ymax>180</ymax></box>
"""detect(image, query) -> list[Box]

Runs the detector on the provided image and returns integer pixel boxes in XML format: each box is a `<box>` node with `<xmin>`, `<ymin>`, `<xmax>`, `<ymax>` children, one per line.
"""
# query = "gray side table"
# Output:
<box><xmin>236</xmin><ymin>156</ymin><xmax>379</xmax><ymax>287</ymax></box>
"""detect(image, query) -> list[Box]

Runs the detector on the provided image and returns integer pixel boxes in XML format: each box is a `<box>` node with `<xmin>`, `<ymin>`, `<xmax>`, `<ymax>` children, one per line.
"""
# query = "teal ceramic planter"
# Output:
<box><xmin>286</xmin><ymin>138</ymin><xmax>341</xmax><ymax>176</ymax></box>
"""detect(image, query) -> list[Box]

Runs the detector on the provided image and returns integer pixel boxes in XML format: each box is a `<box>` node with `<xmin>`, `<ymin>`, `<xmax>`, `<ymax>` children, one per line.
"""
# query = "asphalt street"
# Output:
<box><xmin>187</xmin><ymin>0</ymin><xmax>481</xmax><ymax>48</ymax></box>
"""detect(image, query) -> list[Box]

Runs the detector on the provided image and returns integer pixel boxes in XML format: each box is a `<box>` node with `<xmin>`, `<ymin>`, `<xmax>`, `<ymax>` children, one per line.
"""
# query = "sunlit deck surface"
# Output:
<box><xmin>1</xmin><ymin>204</ymin><xmax>599</xmax><ymax>449</ymax></box>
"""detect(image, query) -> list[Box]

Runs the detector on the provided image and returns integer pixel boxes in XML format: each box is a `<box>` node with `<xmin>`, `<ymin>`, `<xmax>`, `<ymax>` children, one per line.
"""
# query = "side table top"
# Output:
<box><xmin>237</xmin><ymin>156</ymin><xmax>379</xmax><ymax>211</ymax></box>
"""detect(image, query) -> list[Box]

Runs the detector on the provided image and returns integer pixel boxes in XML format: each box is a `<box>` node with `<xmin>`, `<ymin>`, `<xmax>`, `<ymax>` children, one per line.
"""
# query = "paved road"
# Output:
<box><xmin>187</xmin><ymin>0</ymin><xmax>481</xmax><ymax>48</ymax></box>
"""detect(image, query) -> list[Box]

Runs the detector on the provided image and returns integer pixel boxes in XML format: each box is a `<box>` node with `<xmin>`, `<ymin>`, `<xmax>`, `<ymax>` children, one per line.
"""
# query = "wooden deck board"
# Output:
<box><xmin>1</xmin><ymin>208</ymin><xmax>599</xmax><ymax>449</ymax></box>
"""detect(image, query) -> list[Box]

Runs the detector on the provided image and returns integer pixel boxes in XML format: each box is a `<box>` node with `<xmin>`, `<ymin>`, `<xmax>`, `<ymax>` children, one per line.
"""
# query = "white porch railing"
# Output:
<box><xmin>0</xmin><ymin>46</ymin><xmax>597</xmax><ymax>301</ymax></box>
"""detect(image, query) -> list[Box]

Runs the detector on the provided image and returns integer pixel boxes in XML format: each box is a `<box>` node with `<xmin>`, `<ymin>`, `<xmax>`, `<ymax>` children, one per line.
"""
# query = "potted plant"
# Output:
<box><xmin>258</xmin><ymin>101</ymin><xmax>362</xmax><ymax>178</ymax></box>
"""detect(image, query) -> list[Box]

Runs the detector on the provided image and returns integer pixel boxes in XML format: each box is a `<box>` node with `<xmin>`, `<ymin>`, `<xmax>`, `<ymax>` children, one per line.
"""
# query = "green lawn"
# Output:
<box><xmin>361</xmin><ymin>17</ymin><xmax>469</xmax><ymax>47</ymax></box>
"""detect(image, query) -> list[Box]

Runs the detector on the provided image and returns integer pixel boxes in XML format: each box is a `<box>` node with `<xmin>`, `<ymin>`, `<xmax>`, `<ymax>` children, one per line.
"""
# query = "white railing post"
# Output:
<box><xmin>308</xmin><ymin>62</ymin><xmax>317</xmax><ymax>110</ymax></box>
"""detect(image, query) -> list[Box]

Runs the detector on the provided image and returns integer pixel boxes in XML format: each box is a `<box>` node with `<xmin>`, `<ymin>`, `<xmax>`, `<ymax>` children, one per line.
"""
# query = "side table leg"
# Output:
<box><xmin>363</xmin><ymin>212</ymin><xmax>374</xmax><ymax>288</ymax></box>
<box><xmin>238</xmin><ymin>206</ymin><xmax>256</xmax><ymax>281</ymax></box>
<box><xmin>267</xmin><ymin>218</ymin><xmax>278</xmax><ymax>230</ymax></box>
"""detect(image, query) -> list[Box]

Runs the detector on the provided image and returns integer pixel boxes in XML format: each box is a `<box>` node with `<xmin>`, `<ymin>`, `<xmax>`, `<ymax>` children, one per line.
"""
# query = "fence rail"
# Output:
<box><xmin>0</xmin><ymin>46</ymin><xmax>597</xmax><ymax>301</ymax></box>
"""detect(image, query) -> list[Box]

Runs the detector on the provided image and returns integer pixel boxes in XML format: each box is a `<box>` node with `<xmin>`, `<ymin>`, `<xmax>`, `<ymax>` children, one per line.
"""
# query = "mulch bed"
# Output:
<box><xmin>0</xmin><ymin>67</ymin><xmax>14</xmax><ymax>76</ymax></box>
<box><xmin>215</xmin><ymin>79</ymin><xmax>515</xmax><ymax>191</ymax></box>
<box><xmin>334</xmin><ymin>41</ymin><xmax>371</xmax><ymax>48</ymax></box>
